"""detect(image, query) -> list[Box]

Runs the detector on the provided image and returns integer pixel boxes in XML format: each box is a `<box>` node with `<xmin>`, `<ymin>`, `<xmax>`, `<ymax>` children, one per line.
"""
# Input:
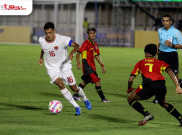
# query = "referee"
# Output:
<box><xmin>152</xmin><ymin>14</ymin><xmax>182</xmax><ymax>104</ymax></box>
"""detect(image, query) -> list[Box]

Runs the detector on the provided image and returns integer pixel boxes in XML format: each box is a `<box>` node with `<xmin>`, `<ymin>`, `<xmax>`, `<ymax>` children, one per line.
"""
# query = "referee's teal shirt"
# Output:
<box><xmin>158</xmin><ymin>26</ymin><xmax>182</xmax><ymax>52</ymax></box>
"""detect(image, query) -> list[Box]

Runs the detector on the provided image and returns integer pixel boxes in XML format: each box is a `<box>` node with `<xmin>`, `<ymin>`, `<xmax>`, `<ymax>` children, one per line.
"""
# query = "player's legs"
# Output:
<box><xmin>63</xmin><ymin>69</ymin><xmax>91</xmax><ymax>110</ymax></box>
<box><xmin>158</xmin><ymin>99</ymin><xmax>182</xmax><ymax>126</ymax></box>
<box><xmin>69</xmin><ymin>84</ymin><xmax>91</xmax><ymax>110</ymax></box>
<box><xmin>54</xmin><ymin>78</ymin><xmax>81</xmax><ymax>115</ymax></box>
<box><xmin>73</xmin><ymin>81</ymin><xmax>88</xmax><ymax>101</ymax></box>
<box><xmin>95</xmin><ymin>81</ymin><xmax>110</xmax><ymax>103</ymax></box>
<box><xmin>128</xmin><ymin>85</ymin><xmax>154</xmax><ymax>126</ymax></box>
<box><xmin>152</xmin><ymin>51</ymin><xmax>181</xmax><ymax>103</ymax></box>
<box><xmin>128</xmin><ymin>91</ymin><xmax>151</xmax><ymax>116</ymax></box>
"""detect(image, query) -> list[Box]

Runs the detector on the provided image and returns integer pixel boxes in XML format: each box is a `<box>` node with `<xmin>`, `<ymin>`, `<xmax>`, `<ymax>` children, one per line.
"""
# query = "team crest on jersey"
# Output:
<box><xmin>54</xmin><ymin>46</ymin><xmax>58</xmax><ymax>50</ymax></box>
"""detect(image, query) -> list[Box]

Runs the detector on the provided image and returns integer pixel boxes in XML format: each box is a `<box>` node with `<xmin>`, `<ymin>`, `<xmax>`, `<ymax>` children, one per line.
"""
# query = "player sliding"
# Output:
<box><xmin>38</xmin><ymin>22</ymin><xmax>91</xmax><ymax>116</ymax></box>
<box><xmin>127</xmin><ymin>44</ymin><xmax>182</xmax><ymax>126</ymax></box>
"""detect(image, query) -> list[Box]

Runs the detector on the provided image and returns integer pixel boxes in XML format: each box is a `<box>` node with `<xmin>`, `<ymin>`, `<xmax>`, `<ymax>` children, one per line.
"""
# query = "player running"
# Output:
<box><xmin>72</xmin><ymin>27</ymin><xmax>110</xmax><ymax>103</ymax></box>
<box><xmin>38</xmin><ymin>22</ymin><xmax>91</xmax><ymax>116</ymax></box>
<box><xmin>127</xmin><ymin>44</ymin><xmax>182</xmax><ymax>126</ymax></box>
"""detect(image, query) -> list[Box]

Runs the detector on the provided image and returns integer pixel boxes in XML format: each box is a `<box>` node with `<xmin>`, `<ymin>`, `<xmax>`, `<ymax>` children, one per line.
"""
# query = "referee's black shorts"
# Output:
<box><xmin>136</xmin><ymin>80</ymin><xmax>167</xmax><ymax>102</ymax></box>
<box><xmin>158</xmin><ymin>51</ymin><xmax>179</xmax><ymax>74</ymax></box>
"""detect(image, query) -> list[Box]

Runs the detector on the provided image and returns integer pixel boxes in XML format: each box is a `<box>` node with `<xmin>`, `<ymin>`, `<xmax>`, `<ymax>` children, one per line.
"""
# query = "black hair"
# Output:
<box><xmin>162</xmin><ymin>14</ymin><xmax>172</xmax><ymax>21</ymax></box>
<box><xmin>44</xmin><ymin>22</ymin><xmax>55</xmax><ymax>30</ymax></box>
<box><xmin>144</xmin><ymin>44</ymin><xmax>157</xmax><ymax>56</ymax></box>
<box><xmin>87</xmin><ymin>27</ymin><xmax>96</xmax><ymax>34</ymax></box>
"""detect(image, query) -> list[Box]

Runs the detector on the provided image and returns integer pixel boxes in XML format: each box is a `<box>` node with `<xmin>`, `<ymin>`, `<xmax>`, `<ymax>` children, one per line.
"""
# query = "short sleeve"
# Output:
<box><xmin>79</xmin><ymin>42</ymin><xmax>87</xmax><ymax>53</ymax></box>
<box><xmin>161</xmin><ymin>61</ymin><xmax>170</xmax><ymax>71</ymax></box>
<box><xmin>61</xmin><ymin>35</ymin><xmax>71</xmax><ymax>46</ymax></box>
<box><xmin>39</xmin><ymin>37</ymin><xmax>44</xmax><ymax>48</ymax></box>
<box><xmin>131</xmin><ymin>62</ymin><xmax>140</xmax><ymax>76</ymax></box>
<box><xmin>175</xmin><ymin>30</ymin><xmax>182</xmax><ymax>45</ymax></box>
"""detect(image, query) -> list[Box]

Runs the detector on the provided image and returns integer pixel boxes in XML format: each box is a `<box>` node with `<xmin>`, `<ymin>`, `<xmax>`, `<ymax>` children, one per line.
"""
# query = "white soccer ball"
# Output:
<box><xmin>48</xmin><ymin>100</ymin><xmax>63</xmax><ymax>114</ymax></box>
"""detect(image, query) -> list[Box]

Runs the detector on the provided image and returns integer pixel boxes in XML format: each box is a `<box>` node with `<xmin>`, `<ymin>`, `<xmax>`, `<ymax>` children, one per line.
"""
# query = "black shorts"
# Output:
<box><xmin>136</xmin><ymin>80</ymin><xmax>167</xmax><ymax>101</ymax></box>
<box><xmin>81</xmin><ymin>71</ymin><xmax>100</xmax><ymax>84</ymax></box>
<box><xmin>158</xmin><ymin>51</ymin><xmax>179</xmax><ymax>74</ymax></box>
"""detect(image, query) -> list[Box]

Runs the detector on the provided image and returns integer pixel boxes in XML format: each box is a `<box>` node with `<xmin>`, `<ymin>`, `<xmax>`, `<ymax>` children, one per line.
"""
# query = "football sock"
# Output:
<box><xmin>95</xmin><ymin>86</ymin><xmax>105</xmax><ymax>100</ymax></box>
<box><xmin>165</xmin><ymin>103</ymin><xmax>182</xmax><ymax>121</ymax></box>
<box><xmin>77</xmin><ymin>87</ymin><xmax>87</xmax><ymax>101</ymax></box>
<box><xmin>129</xmin><ymin>100</ymin><xmax>149</xmax><ymax>116</ymax></box>
<box><xmin>60</xmin><ymin>88</ymin><xmax>79</xmax><ymax>108</ymax></box>
<box><xmin>73</xmin><ymin>83</ymin><xmax>86</xmax><ymax>97</ymax></box>
<box><xmin>79</xmin><ymin>83</ymin><xmax>85</xmax><ymax>89</ymax></box>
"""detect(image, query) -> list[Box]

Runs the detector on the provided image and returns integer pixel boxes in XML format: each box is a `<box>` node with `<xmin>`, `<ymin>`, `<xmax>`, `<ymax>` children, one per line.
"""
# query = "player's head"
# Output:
<box><xmin>87</xmin><ymin>27</ymin><xmax>96</xmax><ymax>40</ymax></box>
<box><xmin>162</xmin><ymin>14</ymin><xmax>172</xmax><ymax>30</ymax></box>
<box><xmin>144</xmin><ymin>44</ymin><xmax>157</xmax><ymax>57</ymax></box>
<box><xmin>44</xmin><ymin>22</ymin><xmax>56</xmax><ymax>42</ymax></box>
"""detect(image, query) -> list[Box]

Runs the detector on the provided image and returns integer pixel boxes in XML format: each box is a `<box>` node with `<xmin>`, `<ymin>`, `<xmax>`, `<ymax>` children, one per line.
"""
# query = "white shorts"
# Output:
<box><xmin>47</xmin><ymin>68</ymin><xmax>76</xmax><ymax>86</ymax></box>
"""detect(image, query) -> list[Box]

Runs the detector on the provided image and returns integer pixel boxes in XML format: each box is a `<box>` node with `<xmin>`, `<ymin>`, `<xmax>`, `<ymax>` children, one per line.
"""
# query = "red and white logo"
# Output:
<box><xmin>54</xmin><ymin>46</ymin><xmax>58</xmax><ymax>50</ymax></box>
<box><xmin>0</xmin><ymin>0</ymin><xmax>32</xmax><ymax>15</ymax></box>
<box><xmin>67</xmin><ymin>76</ymin><xmax>73</xmax><ymax>83</ymax></box>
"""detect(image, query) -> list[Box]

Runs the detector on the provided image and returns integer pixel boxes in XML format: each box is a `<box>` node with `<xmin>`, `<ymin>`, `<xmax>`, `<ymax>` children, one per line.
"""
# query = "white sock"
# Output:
<box><xmin>60</xmin><ymin>88</ymin><xmax>79</xmax><ymax>108</ymax></box>
<box><xmin>77</xmin><ymin>87</ymin><xmax>87</xmax><ymax>101</ymax></box>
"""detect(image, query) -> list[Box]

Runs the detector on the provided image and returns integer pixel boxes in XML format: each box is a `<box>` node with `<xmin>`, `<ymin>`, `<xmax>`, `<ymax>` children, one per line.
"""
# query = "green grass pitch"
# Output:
<box><xmin>0</xmin><ymin>44</ymin><xmax>182</xmax><ymax>135</ymax></box>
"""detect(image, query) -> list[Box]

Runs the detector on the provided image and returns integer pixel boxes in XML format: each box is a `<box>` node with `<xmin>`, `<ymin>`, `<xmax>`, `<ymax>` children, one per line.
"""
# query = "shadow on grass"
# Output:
<box><xmin>89</xmin><ymin>114</ymin><xmax>136</xmax><ymax>124</ymax></box>
<box><xmin>105</xmin><ymin>92</ymin><xmax>127</xmax><ymax>99</ymax></box>
<box><xmin>0</xmin><ymin>103</ymin><xmax>46</xmax><ymax>111</ymax></box>
<box><xmin>39</xmin><ymin>92</ymin><xmax>63</xmax><ymax>99</ymax></box>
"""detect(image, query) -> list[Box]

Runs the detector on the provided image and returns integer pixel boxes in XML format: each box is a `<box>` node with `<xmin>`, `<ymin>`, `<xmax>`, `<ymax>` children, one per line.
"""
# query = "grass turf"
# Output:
<box><xmin>0</xmin><ymin>44</ymin><xmax>182</xmax><ymax>135</ymax></box>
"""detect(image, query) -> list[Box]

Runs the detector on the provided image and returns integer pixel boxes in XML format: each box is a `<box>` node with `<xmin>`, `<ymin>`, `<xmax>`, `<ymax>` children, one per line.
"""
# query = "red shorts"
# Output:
<box><xmin>89</xmin><ymin>72</ymin><xmax>100</xmax><ymax>83</ymax></box>
<box><xmin>81</xmin><ymin>72</ymin><xmax>100</xmax><ymax>83</ymax></box>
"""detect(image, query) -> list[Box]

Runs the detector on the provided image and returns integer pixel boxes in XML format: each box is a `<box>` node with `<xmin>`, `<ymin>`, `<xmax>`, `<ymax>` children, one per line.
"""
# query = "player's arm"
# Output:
<box><xmin>95</xmin><ymin>55</ymin><xmax>105</xmax><ymax>74</ymax></box>
<box><xmin>127</xmin><ymin>75</ymin><xmax>136</xmax><ymax>94</ymax></box>
<box><xmin>39</xmin><ymin>49</ymin><xmax>44</xmax><ymax>66</ymax></box>
<box><xmin>76</xmin><ymin>52</ymin><xmax>81</xmax><ymax>69</ymax></box>
<box><xmin>69</xmin><ymin>41</ymin><xmax>79</xmax><ymax>60</ymax></box>
<box><xmin>165</xmin><ymin>42</ymin><xmax>182</xmax><ymax>49</ymax></box>
<box><xmin>127</xmin><ymin>62</ymin><xmax>140</xmax><ymax>94</ymax></box>
<box><xmin>165</xmin><ymin>67</ymin><xmax>182</xmax><ymax>94</ymax></box>
<box><xmin>165</xmin><ymin>31</ymin><xmax>182</xmax><ymax>49</ymax></box>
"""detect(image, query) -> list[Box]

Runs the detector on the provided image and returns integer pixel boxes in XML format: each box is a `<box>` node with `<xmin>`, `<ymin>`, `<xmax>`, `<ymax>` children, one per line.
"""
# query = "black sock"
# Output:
<box><xmin>79</xmin><ymin>83</ymin><xmax>85</xmax><ymax>89</ymax></box>
<box><xmin>129</xmin><ymin>100</ymin><xmax>149</xmax><ymax>116</ymax></box>
<box><xmin>178</xmin><ymin>79</ymin><xmax>182</xmax><ymax>88</ymax></box>
<box><xmin>95</xmin><ymin>86</ymin><xmax>105</xmax><ymax>100</ymax></box>
<box><xmin>165</xmin><ymin>103</ymin><xmax>182</xmax><ymax>122</ymax></box>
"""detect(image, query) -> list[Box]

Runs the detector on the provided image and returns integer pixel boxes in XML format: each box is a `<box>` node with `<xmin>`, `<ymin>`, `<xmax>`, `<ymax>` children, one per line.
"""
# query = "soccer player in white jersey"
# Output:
<box><xmin>38</xmin><ymin>22</ymin><xmax>91</xmax><ymax>116</ymax></box>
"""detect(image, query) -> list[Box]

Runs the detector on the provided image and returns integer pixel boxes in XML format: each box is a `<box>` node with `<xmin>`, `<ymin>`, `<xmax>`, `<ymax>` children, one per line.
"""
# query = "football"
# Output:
<box><xmin>48</xmin><ymin>100</ymin><xmax>63</xmax><ymax>114</ymax></box>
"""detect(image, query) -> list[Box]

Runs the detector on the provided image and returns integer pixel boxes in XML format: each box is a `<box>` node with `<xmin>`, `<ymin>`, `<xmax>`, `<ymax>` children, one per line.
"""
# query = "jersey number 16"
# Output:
<box><xmin>49</xmin><ymin>51</ymin><xmax>55</xmax><ymax>57</ymax></box>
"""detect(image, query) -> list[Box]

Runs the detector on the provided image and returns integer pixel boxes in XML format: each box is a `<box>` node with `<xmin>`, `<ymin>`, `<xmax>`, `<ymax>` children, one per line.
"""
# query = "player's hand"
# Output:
<box><xmin>165</xmin><ymin>40</ymin><xmax>172</xmax><ymax>47</ymax></box>
<box><xmin>101</xmin><ymin>65</ymin><xmax>106</xmax><ymax>74</ymax></box>
<box><xmin>39</xmin><ymin>59</ymin><xmax>43</xmax><ymax>66</ymax></box>
<box><xmin>176</xmin><ymin>86</ymin><xmax>182</xmax><ymax>95</ymax></box>
<box><xmin>127</xmin><ymin>88</ymin><xmax>134</xmax><ymax>95</ymax></box>
<box><xmin>77</xmin><ymin>63</ymin><xmax>82</xmax><ymax>70</ymax></box>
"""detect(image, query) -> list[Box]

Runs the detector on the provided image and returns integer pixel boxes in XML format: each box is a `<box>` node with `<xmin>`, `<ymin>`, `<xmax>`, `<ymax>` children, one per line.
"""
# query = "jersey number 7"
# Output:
<box><xmin>145</xmin><ymin>63</ymin><xmax>153</xmax><ymax>72</ymax></box>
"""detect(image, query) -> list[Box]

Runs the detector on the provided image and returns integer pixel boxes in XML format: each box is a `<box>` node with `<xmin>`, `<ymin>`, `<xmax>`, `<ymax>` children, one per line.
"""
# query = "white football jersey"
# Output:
<box><xmin>39</xmin><ymin>33</ymin><xmax>72</xmax><ymax>72</ymax></box>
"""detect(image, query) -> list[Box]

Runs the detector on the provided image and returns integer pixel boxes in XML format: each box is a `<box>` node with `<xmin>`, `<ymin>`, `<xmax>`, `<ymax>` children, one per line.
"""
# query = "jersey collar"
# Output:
<box><xmin>45</xmin><ymin>34</ymin><xmax>56</xmax><ymax>43</ymax></box>
<box><xmin>87</xmin><ymin>38</ymin><xmax>95</xmax><ymax>45</ymax></box>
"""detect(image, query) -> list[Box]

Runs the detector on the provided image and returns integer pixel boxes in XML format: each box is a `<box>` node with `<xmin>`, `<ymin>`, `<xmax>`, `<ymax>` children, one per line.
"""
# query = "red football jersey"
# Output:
<box><xmin>79</xmin><ymin>39</ymin><xmax>100</xmax><ymax>72</ymax></box>
<box><xmin>131</xmin><ymin>58</ymin><xmax>170</xmax><ymax>81</ymax></box>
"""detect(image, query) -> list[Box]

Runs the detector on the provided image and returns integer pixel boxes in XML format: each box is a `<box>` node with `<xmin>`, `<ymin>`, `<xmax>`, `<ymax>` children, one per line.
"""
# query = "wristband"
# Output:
<box><xmin>101</xmin><ymin>64</ymin><xmax>104</xmax><ymax>67</ymax></box>
<box><xmin>127</xmin><ymin>88</ymin><xmax>134</xmax><ymax>94</ymax></box>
